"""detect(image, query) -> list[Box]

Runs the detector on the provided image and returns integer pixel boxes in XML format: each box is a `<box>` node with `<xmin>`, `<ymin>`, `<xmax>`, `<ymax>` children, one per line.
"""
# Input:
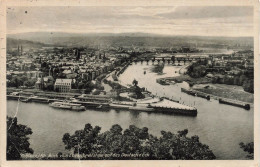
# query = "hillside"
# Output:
<box><xmin>7</xmin><ymin>38</ymin><xmax>50</xmax><ymax>50</ymax></box>
<box><xmin>7</xmin><ymin>32</ymin><xmax>254</xmax><ymax>49</ymax></box>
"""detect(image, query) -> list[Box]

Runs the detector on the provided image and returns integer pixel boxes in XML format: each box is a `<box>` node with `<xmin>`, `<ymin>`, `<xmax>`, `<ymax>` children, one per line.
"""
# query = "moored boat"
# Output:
<box><xmin>49</xmin><ymin>101</ymin><xmax>86</xmax><ymax>111</ymax></box>
<box><xmin>109</xmin><ymin>102</ymin><xmax>132</xmax><ymax>109</ymax></box>
<box><xmin>19</xmin><ymin>98</ymin><xmax>30</xmax><ymax>103</ymax></box>
<box><xmin>128</xmin><ymin>105</ymin><xmax>154</xmax><ymax>111</ymax></box>
<box><xmin>219</xmin><ymin>98</ymin><xmax>250</xmax><ymax>110</ymax></box>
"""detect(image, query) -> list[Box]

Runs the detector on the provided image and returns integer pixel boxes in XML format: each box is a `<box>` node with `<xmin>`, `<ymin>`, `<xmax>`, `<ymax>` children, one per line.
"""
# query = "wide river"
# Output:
<box><xmin>7</xmin><ymin>62</ymin><xmax>253</xmax><ymax>159</ymax></box>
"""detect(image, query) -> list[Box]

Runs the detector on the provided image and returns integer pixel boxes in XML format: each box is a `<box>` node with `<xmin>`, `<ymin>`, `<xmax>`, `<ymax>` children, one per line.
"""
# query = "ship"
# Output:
<box><xmin>109</xmin><ymin>101</ymin><xmax>154</xmax><ymax>111</ymax></box>
<box><xmin>49</xmin><ymin>101</ymin><xmax>86</xmax><ymax>111</ymax></box>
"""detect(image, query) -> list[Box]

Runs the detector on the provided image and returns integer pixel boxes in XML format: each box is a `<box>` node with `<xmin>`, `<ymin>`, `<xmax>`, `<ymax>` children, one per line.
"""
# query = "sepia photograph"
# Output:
<box><xmin>0</xmin><ymin>0</ymin><xmax>259</xmax><ymax>166</ymax></box>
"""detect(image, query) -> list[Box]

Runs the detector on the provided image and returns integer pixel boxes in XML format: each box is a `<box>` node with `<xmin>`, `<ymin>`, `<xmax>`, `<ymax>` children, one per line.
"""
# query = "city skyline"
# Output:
<box><xmin>7</xmin><ymin>6</ymin><xmax>254</xmax><ymax>37</ymax></box>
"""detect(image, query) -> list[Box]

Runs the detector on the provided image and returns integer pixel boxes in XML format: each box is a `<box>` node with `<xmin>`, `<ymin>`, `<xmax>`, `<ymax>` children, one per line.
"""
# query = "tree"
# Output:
<box><xmin>62</xmin><ymin>123</ymin><xmax>101</xmax><ymax>154</ymax></box>
<box><xmin>24</xmin><ymin>78</ymin><xmax>37</xmax><ymax>87</ymax></box>
<box><xmin>132</xmin><ymin>79</ymin><xmax>138</xmax><ymax>86</ymax></box>
<box><xmin>239</xmin><ymin>142</ymin><xmax>254</xmax><ymax>159</ymax></box>
<box><xmin>145</xmin><ymin>129</ymin><xmax>216</xmax><ymax>160</ymax></box>
<box><xmin>239</xmin><ymin>75</ymin><xmax>247</xmax><ymax>86</ymax></box>
<box><xmin>62</xmin><ymin>124</ymin><xmax>216</xmax><ymax>160</ymax></box>
<box><xmin>187</xmin><ymin>64</ymin><xmax>207</xmax><ymax>78</ymax></box>
<box><xmin>233</xmin><ymin>76</ymin><xmax>240</xmax><ymax>85</ymax></box>
<box><xmin>243</xmin><ymin>79</ymin><xmax>254</xmax><ymax>93</ymax></box>
<box><xmin>7</xmin><ymin>117</ymin><xmax>34</xmax><ymax>160</ymax></box>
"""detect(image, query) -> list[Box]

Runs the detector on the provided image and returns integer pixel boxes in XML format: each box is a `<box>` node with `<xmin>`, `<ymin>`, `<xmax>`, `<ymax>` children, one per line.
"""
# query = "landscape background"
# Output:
<box><xmin>7</xmin><ymin>32</ymin><xmax>253</xmax><ymax>50</ymax></box>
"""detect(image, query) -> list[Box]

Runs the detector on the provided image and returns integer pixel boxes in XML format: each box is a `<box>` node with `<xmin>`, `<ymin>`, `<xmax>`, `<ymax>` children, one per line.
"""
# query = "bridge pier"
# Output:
<box><xmin>162</xmin><ymin>58</ymin><xmax>165</xmax><ymax>64</ymax></box>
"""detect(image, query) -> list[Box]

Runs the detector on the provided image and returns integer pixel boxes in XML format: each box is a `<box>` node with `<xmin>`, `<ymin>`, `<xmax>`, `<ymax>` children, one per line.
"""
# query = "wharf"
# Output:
<box><xmin>110</xmin><ymin>98</ymin><xmax>197</xmax><ymax>116</ymax></box>
<box><xmin>150</xmin><ymin>99</ymin><xmax>197</xmax><ymax>116</ymax></box>
<box><xmin>7</xmin><ymin>93</ymin><xmax>198</xmax><ymax>116</ymax></box>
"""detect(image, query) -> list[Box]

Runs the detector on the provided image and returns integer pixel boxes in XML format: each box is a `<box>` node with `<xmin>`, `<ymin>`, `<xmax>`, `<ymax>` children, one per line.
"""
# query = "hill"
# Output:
<box><xmin>7</xmin><ymin>38</ymin><xmax>50</xmax><ymax>51</ymax></box>
<box><xmin>7</xmin><ymin>32</ymin><xmax>254</xmax><ymax>49</ymax></box>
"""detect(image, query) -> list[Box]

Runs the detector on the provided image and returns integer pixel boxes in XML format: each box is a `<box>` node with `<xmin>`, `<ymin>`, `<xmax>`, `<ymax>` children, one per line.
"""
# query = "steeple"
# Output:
<box><xmin>17</xmin><ymin>46</ymin><xmax>20</xmax><ymax>56</ymax></box>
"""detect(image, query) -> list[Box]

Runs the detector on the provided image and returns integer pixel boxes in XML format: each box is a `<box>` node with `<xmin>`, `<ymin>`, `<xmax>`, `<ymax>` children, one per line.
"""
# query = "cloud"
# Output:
<box><xmin>6</xmin><ymin>6</ymin><xmax>254</xmax><ymax>36</ymax></box>
<box><xmin>157</xmin><ymin>6</ymin><xmax>253</xmax><ymax>19</ymax></box>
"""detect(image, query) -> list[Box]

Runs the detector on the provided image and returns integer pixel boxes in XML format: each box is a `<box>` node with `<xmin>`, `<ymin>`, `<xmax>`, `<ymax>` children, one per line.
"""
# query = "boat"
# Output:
<box><xmin>49</xmin><ymin>101</ymin><xmax>86</xmax><ymax>111</ymax></box>
<box><xmin>144</xmin><ymin>71</ymin><xmax>146</xmax><ymax>75</ymax></box>
<box><xmin>19</xmin><ymin>98</ymin><xmax>30</xmax><ymax>103</ymax></box>
<box><xmin>156</xmin><ymin>79</ymin><xmax>170</xmax><ymax>85</ymax></box>
<box><xmin>181</xmin><ymin>88</ymin><xmax>196</xmax><ymax>96</ymax></box>
<box><xmin>219</xmin><ymin>98</ymin><xmax>250</xmax><ymax>110</ymax></box>
<box><xmin>109</xmin><ymin>102</ymin><xmax>132</xmax><ymax>109</ymax></box>
<box><xmin>110</xmin><ymin>101</ymin><xmax>155</xmax><ymax>112</ymax></box>
<box><xmin>95</xmin><ymin>104</ymin><xmax>110</xmax><ymax>110</ymax></box>
<box><xmin>128</xmin><ymin>105</ymin><xmax>154</xmax><ymax>111</ymax></box>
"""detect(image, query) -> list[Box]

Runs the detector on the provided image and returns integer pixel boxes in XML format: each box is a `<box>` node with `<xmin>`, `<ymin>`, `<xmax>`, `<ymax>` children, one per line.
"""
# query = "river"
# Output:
<box><xmin>7</xmin><ymin>62</ymin><xmax>253</xmax><ymax>159</ymax></box>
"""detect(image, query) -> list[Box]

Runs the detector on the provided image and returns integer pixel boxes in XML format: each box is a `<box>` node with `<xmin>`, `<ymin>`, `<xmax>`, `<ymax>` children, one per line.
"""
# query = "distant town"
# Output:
<box><xmin>6</xmin><ymin>43</ymin><xmax>254</xmax><ymax>95</ymax></box>
<box><xmin>6</xmin><ymin>38</ymin><xmax>254</xmax><ymax>160</ymax></box>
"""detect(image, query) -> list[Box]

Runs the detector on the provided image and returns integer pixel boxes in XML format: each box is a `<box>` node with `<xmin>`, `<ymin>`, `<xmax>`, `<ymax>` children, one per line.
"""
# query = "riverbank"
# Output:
<box><xmin>156</xmin><ymin>75</ymin><xmax>253</xmax><ymax>104</ymax></box>
<box><xmin>192</xmin><ymin>84</ymin><xmax>254</xmax><ymax>104</ymax></box>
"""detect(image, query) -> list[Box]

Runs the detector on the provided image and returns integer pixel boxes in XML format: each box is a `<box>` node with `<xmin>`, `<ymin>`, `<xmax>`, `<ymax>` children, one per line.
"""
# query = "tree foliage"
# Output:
<box><xmin>62</xmin><ymin>124</ymin><xmax>216</xmax><ymax>160</ymax></box>
<box><xmin>243</xmin><ymin>79</ymin><xmax>254</xmax><ymax>93</ymax></box>
<box><xmin>7</xmin><ymin>117</ymin><xmax>34</xmax><ymax>160</ymax></box>
<box><xmin>239</xmin><ymin>142</ymin><xmax>254</xmax><ymax>159</ymax></box>
<box><xmin>187</xmin><ymin>64</ymin><xmax>207</xmax><ymax>78</ymax></box>
<box><xmin>7</xmin><ymin>75</ymin><xmax>37</xmax><ymax>88</ymax></box>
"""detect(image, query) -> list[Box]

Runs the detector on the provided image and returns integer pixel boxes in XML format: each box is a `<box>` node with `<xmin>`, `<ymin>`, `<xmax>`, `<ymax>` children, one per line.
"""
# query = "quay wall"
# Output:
<box><xmin>180</xmin><ymin>88</ymin><xmax>251</xmax><ymax>110</ymax></box>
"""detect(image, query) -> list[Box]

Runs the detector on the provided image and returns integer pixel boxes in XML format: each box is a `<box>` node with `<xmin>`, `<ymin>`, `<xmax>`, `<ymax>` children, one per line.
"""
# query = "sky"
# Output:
<box><xmin>6</xmin><ymin>6</ymin><xmax>254</xmax><ymax>36</ymax></box>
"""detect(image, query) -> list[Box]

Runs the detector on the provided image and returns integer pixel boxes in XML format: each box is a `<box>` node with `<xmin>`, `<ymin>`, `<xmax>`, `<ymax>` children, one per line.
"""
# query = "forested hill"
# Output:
<box><xmin>7</xmin><ymin>38</ymin><xmax>50</xmax><ymax>50</ymax></box>
<box><xmin>7</xmin><ymin>32</ymin><xmax>253</xmax><ymax>48</ymax></box>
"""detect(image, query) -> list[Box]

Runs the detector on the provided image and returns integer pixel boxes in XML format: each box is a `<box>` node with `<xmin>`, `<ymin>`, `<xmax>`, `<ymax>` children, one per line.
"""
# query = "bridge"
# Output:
<box><xmin>121</xmin><ymin>55</ymin><xmax>209</xmax><ymax>65</ymax></box>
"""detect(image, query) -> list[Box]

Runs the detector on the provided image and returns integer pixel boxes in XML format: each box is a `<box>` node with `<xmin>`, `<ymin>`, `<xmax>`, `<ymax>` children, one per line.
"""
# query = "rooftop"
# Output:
<box><xmin>55</xmin><ymin>79</ymin><xmax>72</xmax><ymax>84</ymax></box>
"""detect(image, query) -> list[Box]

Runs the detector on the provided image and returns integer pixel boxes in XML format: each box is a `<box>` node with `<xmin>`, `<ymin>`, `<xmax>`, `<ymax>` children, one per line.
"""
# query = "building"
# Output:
<box><xmin>54</xmin><ymin>79</ymin><xmax>72</xmax><ymax>92</ymax></box>
<box><xmin>35</xmin><ymin>75</ymin><xmax>54</xmax><ymax>90</ymax></box>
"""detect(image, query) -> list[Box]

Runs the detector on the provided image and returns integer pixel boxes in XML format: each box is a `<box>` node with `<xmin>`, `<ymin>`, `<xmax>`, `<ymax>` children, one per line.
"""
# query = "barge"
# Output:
<box><xmin>181</xmin><ymin>88</ymin><xmax>210</xmax><ymax>100</ymax></box>
<box><xmin>219</xmin><ymin>98</ymin><xmax>250</xmax><ymax>110</ymax></box>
